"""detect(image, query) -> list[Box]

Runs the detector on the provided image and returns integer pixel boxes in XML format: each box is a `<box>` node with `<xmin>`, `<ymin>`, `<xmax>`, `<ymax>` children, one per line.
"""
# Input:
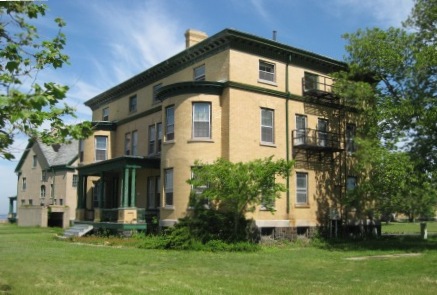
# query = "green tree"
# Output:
<box><xmin>0</xmin><ymin>2</ymin><xmax>91</xmax><ymax>160</ymax></box>
<box><xmin>336</xmin><ymin>0</ymin><xmax>437</xmax><ymax>220</ymax></box>
<box><xmin>188</xmin><ymin>157</ymin><xmax>293</xmax><ymax>240</ymax></box>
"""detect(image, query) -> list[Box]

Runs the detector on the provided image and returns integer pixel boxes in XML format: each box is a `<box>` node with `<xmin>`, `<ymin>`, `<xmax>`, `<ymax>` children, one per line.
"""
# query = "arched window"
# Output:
<box><xmin>40</xmin><ymin>185</ymin><xmax>46</xmax><ymax>198</ymax></box>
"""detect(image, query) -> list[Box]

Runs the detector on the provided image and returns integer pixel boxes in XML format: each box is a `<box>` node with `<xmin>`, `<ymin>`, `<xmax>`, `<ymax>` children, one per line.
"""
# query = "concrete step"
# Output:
<box><xmin>63</xmin><ymin>224</ymin><xmax>93</xmax><ymax>237</ymax></box>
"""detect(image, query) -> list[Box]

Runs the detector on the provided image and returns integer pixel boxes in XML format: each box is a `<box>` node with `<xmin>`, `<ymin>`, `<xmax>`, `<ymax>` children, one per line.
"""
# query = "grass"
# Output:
<box><xmin>382</xmin><ymin>221</ymin><xmax>437</xmax><ymax>234</ymax></box>
<box><xmin>1</xmin><ymin>224</ymin><xmax>437</xmax><ymax>294</ymax></box>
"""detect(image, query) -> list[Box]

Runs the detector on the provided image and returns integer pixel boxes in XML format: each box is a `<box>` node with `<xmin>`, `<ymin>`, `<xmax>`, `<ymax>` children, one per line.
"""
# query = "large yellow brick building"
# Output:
<box><xmin>76</xmin><ymin>29</ymin><xmax>357</xmax><ymax>237</ymax></box>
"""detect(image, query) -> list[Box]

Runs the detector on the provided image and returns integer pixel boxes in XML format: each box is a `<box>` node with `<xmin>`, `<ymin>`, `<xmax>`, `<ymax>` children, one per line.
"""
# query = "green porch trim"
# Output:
<box><xmin>157</xmin><ymin>81</ymin><xmax>224</xmax><ymax>101</ymax></box>
<box><xmin>75</xmin><ymin>221</ymin><xmax>147</xmax><ymax>231</ymax></box>
<box><xmin>92</xmin><ymin>121</ymin><xmax>117</xmax><ymax>131</ymax></box>
<box><xmin>76</xmin><ymin>156</ymin><xmax>160</xmax><ymax>176</ymax></box>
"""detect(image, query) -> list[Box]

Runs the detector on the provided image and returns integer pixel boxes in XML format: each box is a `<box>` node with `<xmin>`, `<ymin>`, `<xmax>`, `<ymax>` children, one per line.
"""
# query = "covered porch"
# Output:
<box><xmin>75</xmin><ymin>156</ymin><xmax>160</xmax><ymax>231</ymax></box>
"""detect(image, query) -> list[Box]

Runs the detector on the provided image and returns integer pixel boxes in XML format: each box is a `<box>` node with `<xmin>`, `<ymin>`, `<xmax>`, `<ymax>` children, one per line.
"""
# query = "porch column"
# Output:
<box><xmin>123</xmin><ymin>167</ymin><xmax>130</xmax><ymax>208</ymax></box>
<box><xmin>98</xmin><ymin>174</ymin><xmax>104</xmax><ymax>208</ymax></box>
<box><xmin>130</xmin><ymin>168</ymin><xmax>136</xmax><ymax>207</ymax></box>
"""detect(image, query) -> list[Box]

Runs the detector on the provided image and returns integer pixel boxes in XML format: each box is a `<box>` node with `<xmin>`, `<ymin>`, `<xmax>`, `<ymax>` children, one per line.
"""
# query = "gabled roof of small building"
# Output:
<box><xmin>85</xmin><ymin>28</ymin><xmax>348</xmax><ymax>111</ymax></box>
<box><xmin>14</xmin><ymin>140</ymin><xmax>79</xmax><ymax>173</ymax></box>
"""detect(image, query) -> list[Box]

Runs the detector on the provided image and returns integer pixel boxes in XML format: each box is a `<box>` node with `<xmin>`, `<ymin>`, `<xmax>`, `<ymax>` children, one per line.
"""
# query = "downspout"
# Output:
<box><xmin>285</xmin><ymin>54</ymin><xmax>291</xmax><ymax>214</ymax></box>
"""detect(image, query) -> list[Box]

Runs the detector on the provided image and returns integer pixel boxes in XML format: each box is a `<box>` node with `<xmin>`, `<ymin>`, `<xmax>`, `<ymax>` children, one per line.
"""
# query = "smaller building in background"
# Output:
<box><xmin>14</xmin><ymin>140</ymin><xmax>79</xmax><ymax>228</ymax></box>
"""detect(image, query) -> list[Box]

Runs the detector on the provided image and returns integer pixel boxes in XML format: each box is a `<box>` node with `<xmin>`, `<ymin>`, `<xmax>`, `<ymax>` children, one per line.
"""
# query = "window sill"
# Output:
<box><xmin>257</xmin><ymin>79</ymin><xmax>277</xmax><ymax>87</ymax></box>
<box><xmin>295</xmin><ymin>204</ymin><xmax>310</xmax><ymax>208</ymax></box>
<box><xmin>260</xmin><ymin>142</ymin><xmax>277</xmax><ymax>148</ymax></box>
<box><xmin>162</xmin><ymin>205</ymin><xmax>175</xmax><ymax>210</ymax></box>
<box><xmin>163</xmin><ymin>140</ymin><xmax>175</xmax><ymax>145</ymax></box>
<box><xmin>188</xmin><ymin>138</ymin><xmax>214</xmax><ymax>143</ymax></box>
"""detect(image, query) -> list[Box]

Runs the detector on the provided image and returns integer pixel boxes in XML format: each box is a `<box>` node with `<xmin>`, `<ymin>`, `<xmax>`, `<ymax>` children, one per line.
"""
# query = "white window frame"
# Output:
<box><xmin>192</xmin><ymin>102</ymin><xmax>211</xmax><ymax>139</ymax></box>
<box><xmin>164</xmin><ymin>169</ymin><xmax>174</xmax><ymax>207</ymax></box>
<box><xmin>153</xmin><ymin>83</ymin><xmax>162</xmax><ymax>103</ymax></box>
<box><xmin>129</xmin><ymin>95</ymin><xmax>137</xmax><ymax>113</ymax></box>
<box><xmin>124</xmin><ymin>133</ymin><xmax>131</xmax><ymax>155</ymax></box>
<box><xmin>102</xmin><ymin>107</ymin><xmax>109</xmax><ymax>121</ymax></box>
<box><xmin>296</xmin><ymin>172</ymin><xmax>308</xmax><ymax>205</ymax></box>
<box><xmin>259</xmin><ymin>61</ymin><xmax>276</xmax><ymax>83</ymax></box>
<box><xmin>32</xmin><ymin>155</ymin><xmax>37</xmax><ymax>168</ymax></box>
<box><xmin>148</xmin><ymin>124</ymin><xmax>156</xmax><ymax>155</ymax></box>
<box><xmin>346</xmin><ymin>124</ymin><xmax>356</xmax><ymax>154</ymax></box>
<box><xmin>72</xmin><ymin>174</ymin><xmax>78</xmax><ymax>187</ymax></box>
<box><xmin>295</xmin><ymin>115</ymin><xmax>307</xmax><ymax>145</ymax></box>
<box><xmin>95</xmin><ymin>136</ymin><xmax>108</xmax><ymax>161</ymax></box>
<box><xmin>131</xmin><ymin>130</ymin><xmax>138</xmax><ymax>156</ymax></box>
<box><xmin>261</xmin><ymin>108</ymin><xmax>274</xmax><ymax>144</ymax></box>
<box><xmin>194</xmin><ymin>65</ymin><xmax>205</xmax><ymax>81</ymax></box>
<box><xmin>317</xmin><ymin>118</ymin><xmax>328</xmax><ymax>147</ymax></box>
<box><xmin>165</xmin><ymin>106</ymin><xmax>175</xmax><ymax>141</ymax></box>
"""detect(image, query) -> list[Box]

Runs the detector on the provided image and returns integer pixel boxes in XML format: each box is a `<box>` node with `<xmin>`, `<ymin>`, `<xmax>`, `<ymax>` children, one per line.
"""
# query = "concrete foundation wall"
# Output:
<box><xmin>17</xmin><ymin>206</ymin><xmax>48</xmax><ymax>227</ymax></box>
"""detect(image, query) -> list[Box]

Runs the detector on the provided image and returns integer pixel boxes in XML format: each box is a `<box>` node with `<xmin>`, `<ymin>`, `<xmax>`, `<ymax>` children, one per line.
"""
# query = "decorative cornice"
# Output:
<box><xmin>84</xmin><ymin>28</ymin><xmax>347</xmax><ymax>110</ymax></box>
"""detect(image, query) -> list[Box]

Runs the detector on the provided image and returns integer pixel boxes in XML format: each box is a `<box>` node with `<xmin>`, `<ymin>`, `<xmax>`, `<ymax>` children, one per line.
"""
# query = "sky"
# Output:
<box><xmin>0</xmin><ymin>0</ymin><xmax>414</xmax><ymax>214</ymax></box>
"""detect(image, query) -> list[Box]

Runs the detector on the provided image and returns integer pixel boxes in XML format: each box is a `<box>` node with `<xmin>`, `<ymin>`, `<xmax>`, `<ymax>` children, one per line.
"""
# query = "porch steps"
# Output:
<box><xmin>63</xmin><ymin>224</ymin><xmax>93</xmax><ymax>238</ymax></box>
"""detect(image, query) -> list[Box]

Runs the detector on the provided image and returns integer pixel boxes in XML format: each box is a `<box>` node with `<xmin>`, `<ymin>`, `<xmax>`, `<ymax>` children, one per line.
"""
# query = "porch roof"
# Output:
<box><xmin>76</xmin><ymin>156</ymin><xmax>160</xmax><ymax>176</ymax></box>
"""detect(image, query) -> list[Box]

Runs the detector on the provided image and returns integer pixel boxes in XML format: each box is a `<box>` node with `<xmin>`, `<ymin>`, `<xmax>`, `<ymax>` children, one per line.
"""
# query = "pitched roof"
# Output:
<box><xmin>14</xmin><ymin>140</ymin><xmax>78</xmax><ymax>173</ymax></box>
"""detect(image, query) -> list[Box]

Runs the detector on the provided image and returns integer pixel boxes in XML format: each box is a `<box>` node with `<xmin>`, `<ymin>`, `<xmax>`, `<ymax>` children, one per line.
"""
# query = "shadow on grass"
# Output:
<box><xmin>316</xmin><ymin>235</ymin><xmax>437</xmax><ymax>253</ymax></box>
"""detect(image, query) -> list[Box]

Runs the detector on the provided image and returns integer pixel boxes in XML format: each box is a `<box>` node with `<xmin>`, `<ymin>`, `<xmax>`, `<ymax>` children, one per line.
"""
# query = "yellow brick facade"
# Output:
<box><xmin>76</xmin><ymin>29</ymin><xmax>357</xmax><ymax>234</ymax></box>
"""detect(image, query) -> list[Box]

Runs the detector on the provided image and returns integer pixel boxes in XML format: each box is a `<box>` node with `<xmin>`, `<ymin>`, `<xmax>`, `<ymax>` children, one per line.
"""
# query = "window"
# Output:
<box><xmin>32</xmin><ymin>155</ymin><xmax>37</xmax><ymax>168</ymax></box>
<box><xmin>124</xmin><ymin>133</ymin><xmax>131</xmax><ymax>155</ymax></box>
<box><xmin>190</xmin><ymin>168</ymin><xmax>209</xmax><ymax>208</ymax></box>
<box><xmin>295</xmin><ymin>115</ymin><xmax>307</xmax><ymax>145</ymax></box>
<box><xmin>296</xmin><ymin>172</ymin><xmax>308</xmax><ymax>205</ymax></box>
<box><xmin>50</xmin><ymin>184</ymin><xmax>54</xmax><ymax>198</ymax></box>
<box><xmin>259</xmin><ymin>61</ymin><xmax>275</xmax><ymax>82</ymax></box>
<box><xmin>261</xmin><ymin>195</ymin><xmax>275</xmax><ymax>211</ymax></box>
<box><xmin>304</xmin><ymin>72</ymin><xmax>318</xmax><ymax>91</ymax></box>
<box><xmin>317</xmin><ymin>119</ymin><xmax>328</xmax><ymax>147</ymax></box>
<box><xmin>22</xmin><ymin>177</ymin><xmax>27</xmax><ymax>191</ymax></box>
<box><xmin>261</xmin><ymin>108</ymin><xmax>274</xmax><ymax>143</ymax></box>
<box><xmin>347</xmin><ymin>176</ymin><xmax>357</xmax><ymax>191</ymax></box>
<box><xmin>149</xmin><ymin>123</ymin><xmax>163</xmax><ymax>155</ymax></box>
<box><xmin>41</xmin><ymin>170</ymin><xmax>47</xmax><ymax>182</ymax></box>
<box><xmin>346</xmin><ymin>124</ymin><xmax>356</xmax><ymax>153</ymax></box>
<box><xmin>148</xmin><ymin>125</ymin><xmax>156</xmax><ymax>155</ymax></box>
<box><xmin>194</xmin><ymin>65</ymin><xmax>205</xmax><ymax>81</ymax></box>
<box><xmin>164</xmin><ymin>169</ymin><xmax>174</xmax><ymax>207</ymax></box>
<box><xmin>165</xmin><ymin>106</ymin><xmax>175</xmax><ymax>141</ymax></box>
<box><xmin>72</xmin><ymin>174</ymin><xmax>78</xmax><ymax>187</ymax></box>
<box><xmin>153</xmin><ymin>83</ymin><xmax>162</xmax><ymax>103</ymax></box>
<box><xmin>95</xmin><ymin>136</ymin><xmax>108</xmax><ymax>161</ymax></box>
<box><xmin>79</xmin><ymin>140</ymin><xmax>84</xmax><ymax>162</ymax></box>
<box><xmin>102</xmin><ymin>107</ymin><xmax>109</xmax><ymax>121</ymax></box>
<box><xmin>59</xmin><ymin>199</ymin><xmax>64</xmax><ymax>206</ymax></box>
<box><xmin>131</xmin><ymin>131</ymin><xmax>138</xmax><ymax>156</ymax></box>
<box><xmin>29</xmin><ymin>199</ymin><xmax>33</xmax><ymax>205</ymax></box>
<box><xmin>147</xmin><ymin>176</ymin><xmax>161</xmax><ymax>209</ymax></box>
<box><xmin>40</xmin><ymin>185</ymin><xmax>46</xmax><ymax>198</ymax></box>
<box><xmin>129</xmin><ymin>95</ymin><xmax>137</xmax><ymax>113</ymax></box>
<box><xmin>192</xmin><ymin>102</ymin><xmax>211</xmax><ymax>139</ymax></box>
<box><xmin>21</xmin><ymin>199</ymin><xmax>25</xmax><ymax>205</ymax></box>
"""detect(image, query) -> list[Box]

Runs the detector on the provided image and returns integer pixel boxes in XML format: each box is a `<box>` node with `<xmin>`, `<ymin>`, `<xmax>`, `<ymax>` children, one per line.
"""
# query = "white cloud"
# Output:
<box><xmin>327</xmin><ymin>0</ymin><xmax>414</xmax><ymax>27</ymax></box>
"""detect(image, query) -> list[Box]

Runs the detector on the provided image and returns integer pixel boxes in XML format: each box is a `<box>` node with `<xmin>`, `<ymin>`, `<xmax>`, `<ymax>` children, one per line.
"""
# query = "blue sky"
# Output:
<box><xmin>0</xmin><ymin>0</ymin><xmax>414</xmax><ymax>214</ymax></box>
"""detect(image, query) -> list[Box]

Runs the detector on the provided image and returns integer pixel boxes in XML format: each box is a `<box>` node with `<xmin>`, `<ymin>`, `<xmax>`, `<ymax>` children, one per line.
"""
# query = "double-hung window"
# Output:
<box><xmin>72</xmin><ymin>175</ymin><xmax>78</xmax><ymax>187</ymax></box>
<box><xmin>153</xmin><ymin>83</ymin><xmax>162</xmax><ymax>103</ymax></box>
<box><xmin>296</xmin><ymin>172</ymin><xmax>308</xmax><ymax>205</ymax></box>
<box><xmin>194</xmin><ymin>65</ymin><xmax>205</xmax><ymax>81</ymax></box>
<box><xmin>304</xmin><ymin>72</ymin><xmax>318</xmax><ymax>92</ymax></box>
<box><xmin>129</xmin><ymin>95</ymin><xmax>137</xmax><ymax>113</ymax></box>
<box><xmin>165</xmin><ymin>106</ymin><xmax>175</xmax><ymax>141</ymax></box>
<box><xmin>317</xmin><ymin>119</ymin><xmax>328</xmax><ymax>147</ymax></box>
<box><xmin>148</xmin><ymin>125</ymin><xmax>156</xmax><ymax>155</ymax></box>
<box><xmin>192</xmin><ymin>102</ymin><xmax>211</xmax><ymax>139</ymax></box>
<box><xmin>40</xmin><ymin>185</ymin><xmax>46</xmax><ymax>198</ymax></box>
<box><xmin>147</xmin><ymin>176</ymin><xmax>161</xmax><ymax>209</ymax></box>
<box><xmin>102</xmin><ymin>107</ymin><xmax>109</xmax><ymax>121</ymax></box>
<box><xmin>346</xmin><ymin>124</ymin><xmax>356</xmax><ymax>154</ymax></box>
<box><xmin>295</xmin><ymin>115</ymin><xmax>307</xmax><ymax>145</ymax></box>
<box><xmin>32</xmin><ymin>155</ymin><xmax>37</xmax><ymax>168</ymax></box>
<box><xmin>259</xmin><ymin>61</ymin><xmax>275</xmax><ymax>83</ymax></box>
<box><xmin>164</xmin><ymin>169</ymin><xmax>174</xmax><ymax>207</ymax></box>
<box><xmin>261</xmin><ymin>108</ymin><xmax>274</xmax><ymax>144</ymax></box>
<box><xmin>95</xmin><ymin>136</ymin><xmax>108</xmax><ymax>161</ymax></box>
<box><xmin>131</xmin><ymin>131</ymin><xmax>138</xmax><ymax>156</ymax></box>
<box><xmin>124</xmin><ymin>133</ymin><xmax>131</xmax><ymax>155</ymax></box>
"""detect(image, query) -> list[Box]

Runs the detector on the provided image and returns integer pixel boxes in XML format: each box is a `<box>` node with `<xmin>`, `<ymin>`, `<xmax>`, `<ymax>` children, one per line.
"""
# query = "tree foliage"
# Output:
<box><xmin>187</xmin><ymin>157</ymin><xmax>293</xmax><ymax>240</ymax></box>
<box><xmin>0</xmin><ymin>2</ymin><xmax>91</xmax><ymax>160</ymax></box>
<box><xmin>337</xmin><ymin>0</ymin><xmax>437</xmax><ymax>219</ymax></box>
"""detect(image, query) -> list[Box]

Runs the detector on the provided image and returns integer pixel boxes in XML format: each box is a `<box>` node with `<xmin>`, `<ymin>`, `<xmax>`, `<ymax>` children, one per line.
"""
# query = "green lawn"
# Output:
<box><xmin>1</xmin><ymin>224</ymin><xmax>437</xmax><ymax>295</ymax></box>
<box><xmin>382</xmin><ymin>221</ymin><xmax>437</xmax><ymax>234</ymax></box>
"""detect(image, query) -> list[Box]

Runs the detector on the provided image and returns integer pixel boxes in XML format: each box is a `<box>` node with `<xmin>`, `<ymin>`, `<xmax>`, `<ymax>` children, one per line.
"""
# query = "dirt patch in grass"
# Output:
<box><xmin>346</xmin><ymin>253</ymin><xmax>422</xmax><ymax>260</ymax></box>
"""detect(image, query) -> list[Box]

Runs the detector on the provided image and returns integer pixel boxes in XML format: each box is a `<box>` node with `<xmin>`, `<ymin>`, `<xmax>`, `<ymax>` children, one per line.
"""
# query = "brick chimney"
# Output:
<box><xmin>185</xmin><ymin>29</ymin><xmax>208</xmax><ymax>48</ymax></box>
